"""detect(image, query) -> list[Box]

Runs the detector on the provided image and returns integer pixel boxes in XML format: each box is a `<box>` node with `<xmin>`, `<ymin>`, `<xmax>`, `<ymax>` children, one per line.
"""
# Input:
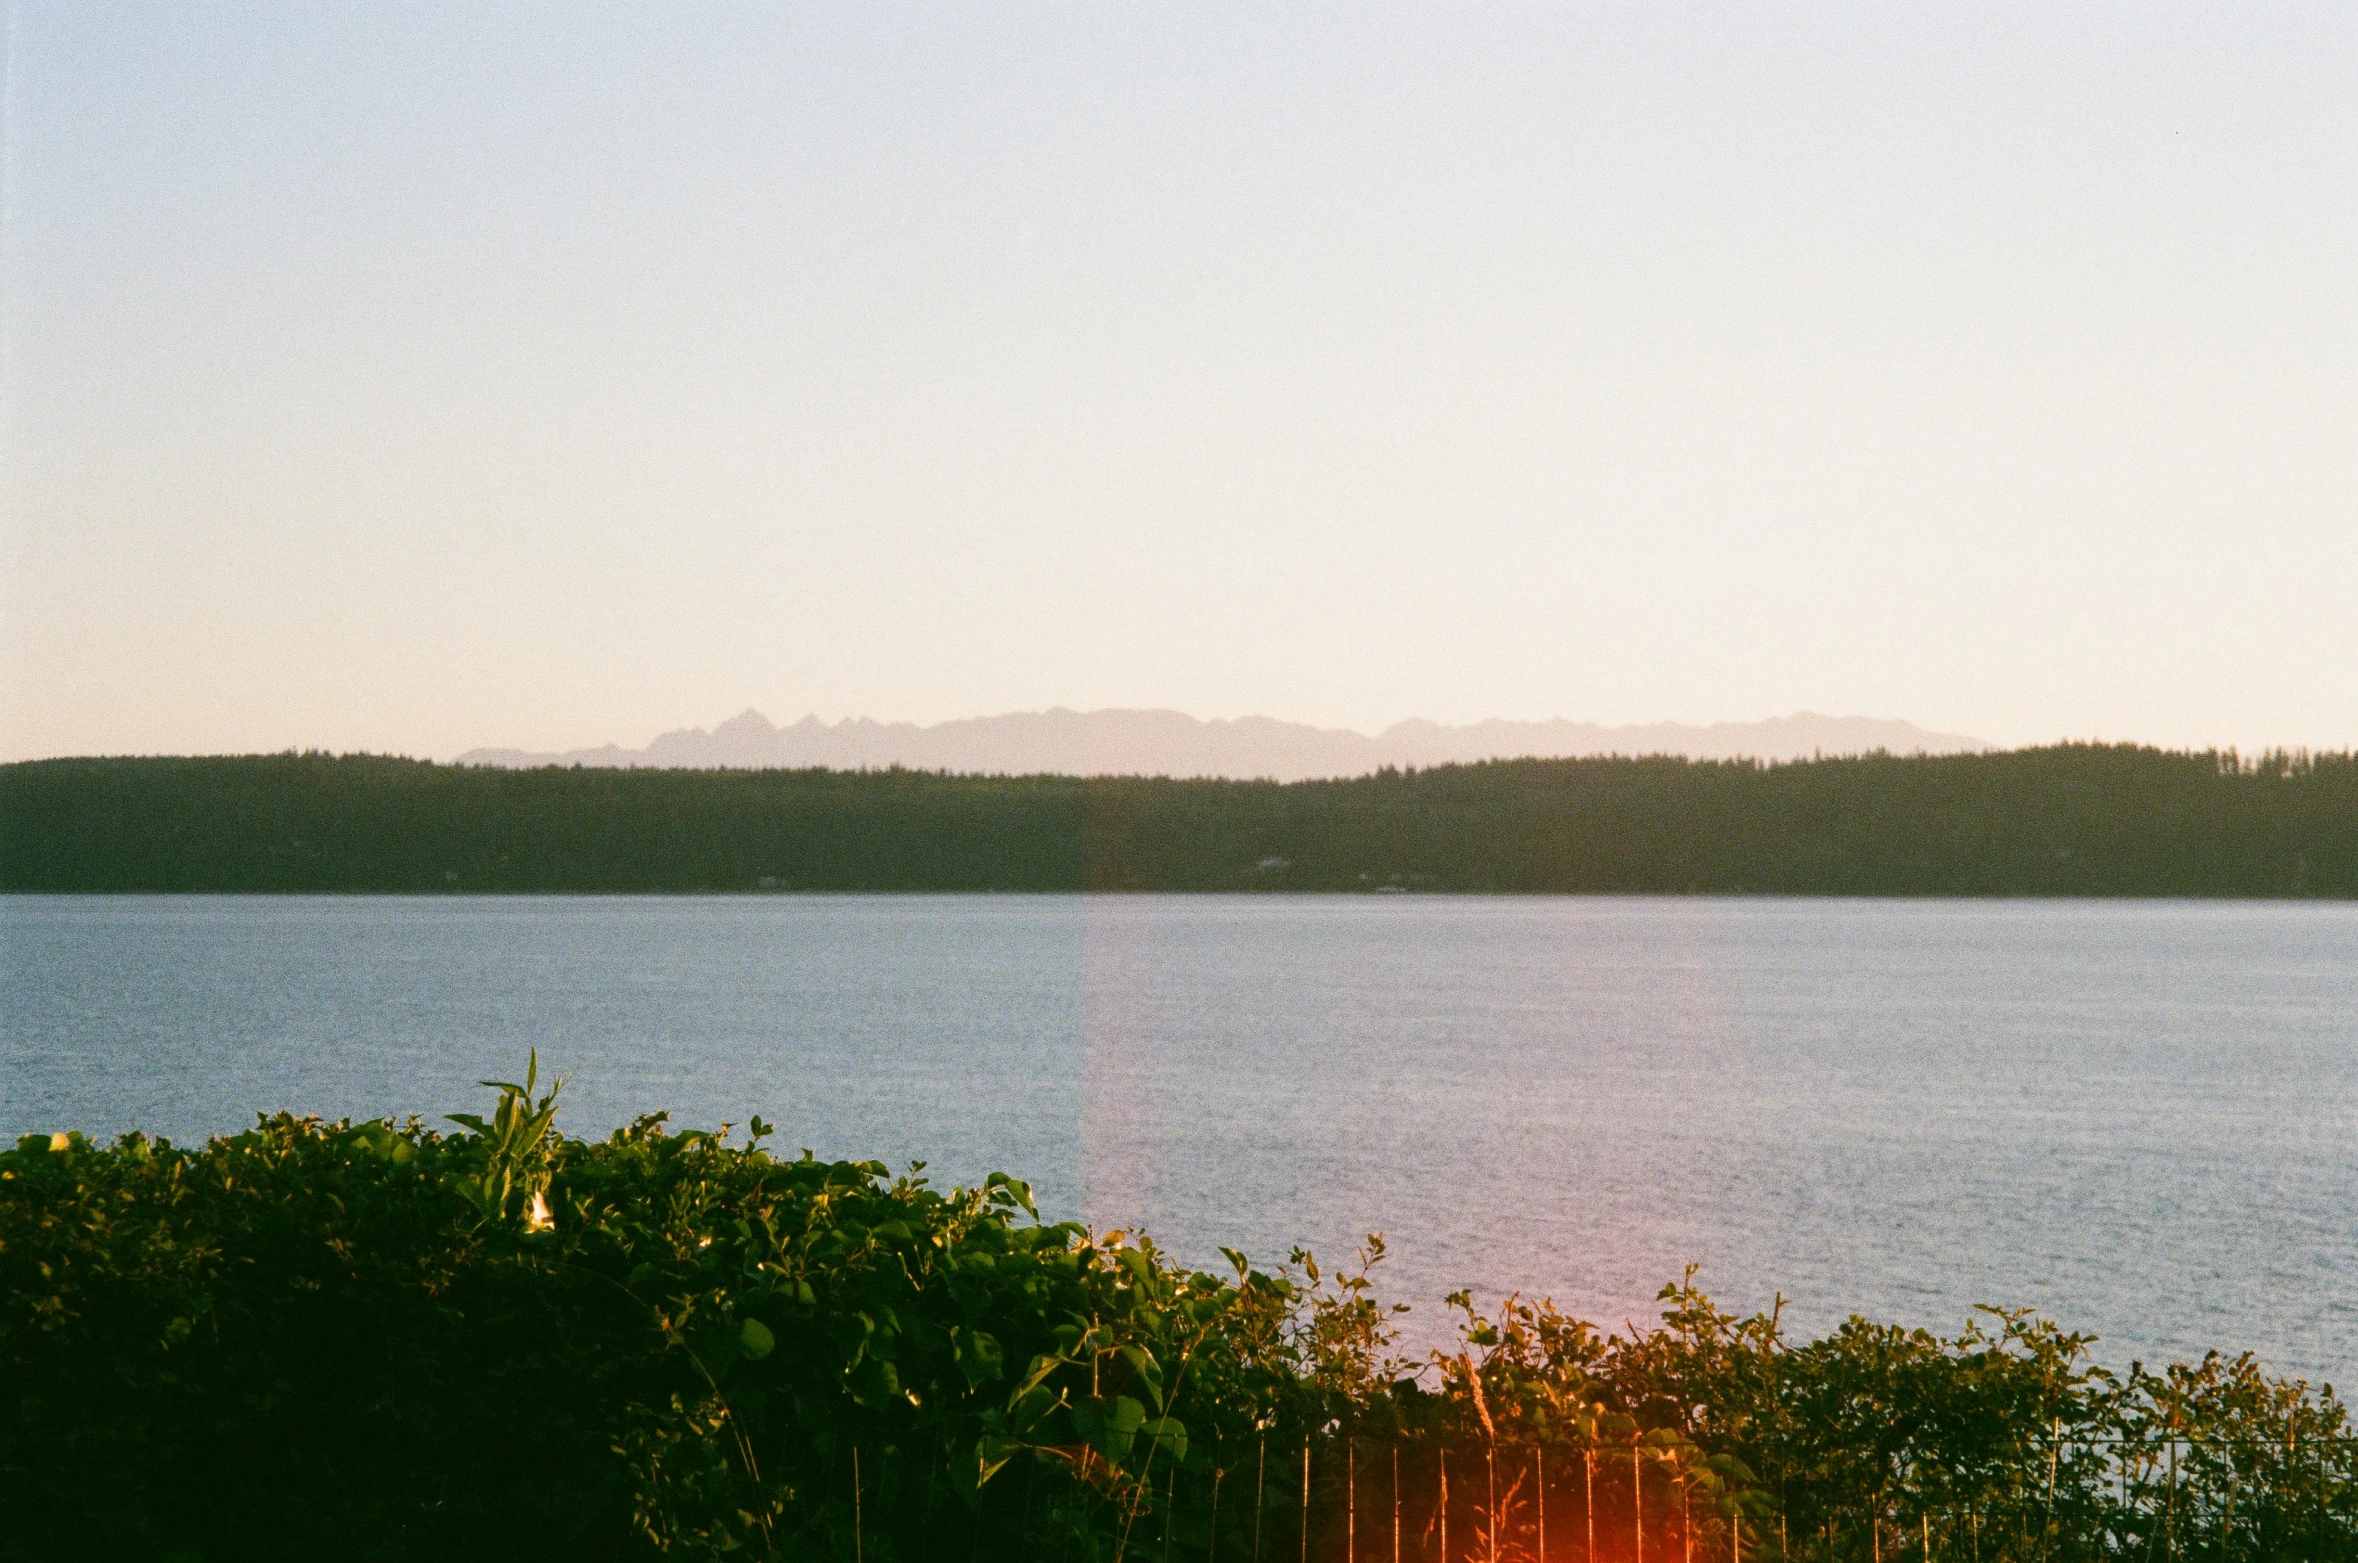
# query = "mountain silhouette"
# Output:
<box><xmin>456</xmin><ymin>709</ymin><xmax>1991</xmax><ymax>781</ymax></box>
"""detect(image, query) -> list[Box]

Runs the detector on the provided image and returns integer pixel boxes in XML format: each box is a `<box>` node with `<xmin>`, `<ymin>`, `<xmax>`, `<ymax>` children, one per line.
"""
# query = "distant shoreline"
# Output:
<box><xmin>7</xmin><ymin>888</ymin><xmax>2354</xmax><ymax>901</ymax></box>
<box><xmin>6</xmin><ymin>744</ymin><xmax>2352</xmax><ymax>897</ymax></box>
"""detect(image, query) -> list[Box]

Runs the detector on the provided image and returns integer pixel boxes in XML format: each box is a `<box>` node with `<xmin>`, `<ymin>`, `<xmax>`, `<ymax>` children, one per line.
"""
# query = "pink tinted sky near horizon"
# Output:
<box><xmin>2</xmin><ymin>3</ymin><xmax>2352</xmax><ymax>761</ymax></box>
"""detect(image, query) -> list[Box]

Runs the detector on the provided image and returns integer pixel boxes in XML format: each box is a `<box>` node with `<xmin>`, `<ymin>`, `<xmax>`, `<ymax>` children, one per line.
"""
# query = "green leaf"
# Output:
<box><xmin>1118</xmin><ymin>1344</ymin><xmax>1164</xmax><ymax>1410</ymax></box>
<box><xmin>974</xmin><ymin>1432</ymin><xmax>1023</xmax><ymax>1489</ymax></box>
<box><xmin>1141</xmin><ymin>1415</ymin><xmax>1189</xmax><ymax>1463</ymax></box>
<box><xmin>739</xmin><ymin>1318</ymin><xmax>776</xmax><ymax>1360</ymax></box>
<box><xmin>848</xmin><ymin>1357</ymin><xmax>901</xmax><ymax>1407</ymax></box>
<box><xmin>953</xmin><ymin>1327</ymin><xmax>1005</xmax><ymax>1387</ymax></box>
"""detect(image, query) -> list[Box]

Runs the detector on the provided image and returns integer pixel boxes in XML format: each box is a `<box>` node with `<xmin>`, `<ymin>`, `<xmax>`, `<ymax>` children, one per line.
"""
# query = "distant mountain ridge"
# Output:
<box><xmin>456</xmin><ymin>709</ymin><xmax>1991</xmax><ymax>781</ymax></box>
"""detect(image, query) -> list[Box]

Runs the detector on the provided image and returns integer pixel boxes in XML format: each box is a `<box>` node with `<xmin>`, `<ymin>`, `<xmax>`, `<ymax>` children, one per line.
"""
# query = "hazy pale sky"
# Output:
<box><xmin>3</xmin><ymin>2</ymin><xmax>2352</xmax><ymax>761</ymax></box>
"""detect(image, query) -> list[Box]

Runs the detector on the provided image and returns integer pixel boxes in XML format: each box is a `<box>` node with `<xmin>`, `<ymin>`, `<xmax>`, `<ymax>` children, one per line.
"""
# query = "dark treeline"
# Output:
<box><xmin>3</xmin><ymin>743</ymin><xmax>2354</xmax><ymax>895</ymax></box>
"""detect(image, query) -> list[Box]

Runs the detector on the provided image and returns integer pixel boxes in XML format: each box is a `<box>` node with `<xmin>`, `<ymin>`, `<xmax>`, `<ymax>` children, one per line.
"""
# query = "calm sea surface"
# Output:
<box><xmin>5</xmin><ymin>894</ymin><xmax>2353</xmax><ymax>1385</ymax></box>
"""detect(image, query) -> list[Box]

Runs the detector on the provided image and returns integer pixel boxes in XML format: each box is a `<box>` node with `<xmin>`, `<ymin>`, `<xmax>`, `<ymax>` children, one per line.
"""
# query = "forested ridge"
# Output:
<box><xmin>2</xmin><ymin>744</ymin><xmax>2352</xmax><ymax>895</ymax></box>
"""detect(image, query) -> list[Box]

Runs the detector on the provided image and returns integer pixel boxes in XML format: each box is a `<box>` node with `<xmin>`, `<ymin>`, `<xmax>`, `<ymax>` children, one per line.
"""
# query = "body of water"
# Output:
<box><xmin>5</xmin><ymin>893</ymin><xmax>2353</xmax><ymax>1386</ymax></box>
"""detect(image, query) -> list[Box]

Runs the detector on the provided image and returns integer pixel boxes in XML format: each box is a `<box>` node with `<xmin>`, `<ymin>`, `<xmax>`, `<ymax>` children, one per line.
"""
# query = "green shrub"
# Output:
<box><xmin>5</xmin><ymin>1067</ymin><xmax>2352</xmax><ymax>1560</ymax></box>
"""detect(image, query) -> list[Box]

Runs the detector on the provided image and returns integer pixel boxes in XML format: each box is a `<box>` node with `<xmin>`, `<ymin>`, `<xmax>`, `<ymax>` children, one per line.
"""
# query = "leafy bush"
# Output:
<box><xmin>4</xmin><ymin>1068</ymin><xmax>2352</xmax><ymax>1560</ymax></box>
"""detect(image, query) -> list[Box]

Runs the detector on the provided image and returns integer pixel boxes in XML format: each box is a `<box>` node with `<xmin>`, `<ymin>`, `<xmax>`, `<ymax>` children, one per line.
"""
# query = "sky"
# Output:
<box><xmin>2</xmin><ymin>2</ymin><xmax>2352</xmax><ymax>762</ymax></box>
